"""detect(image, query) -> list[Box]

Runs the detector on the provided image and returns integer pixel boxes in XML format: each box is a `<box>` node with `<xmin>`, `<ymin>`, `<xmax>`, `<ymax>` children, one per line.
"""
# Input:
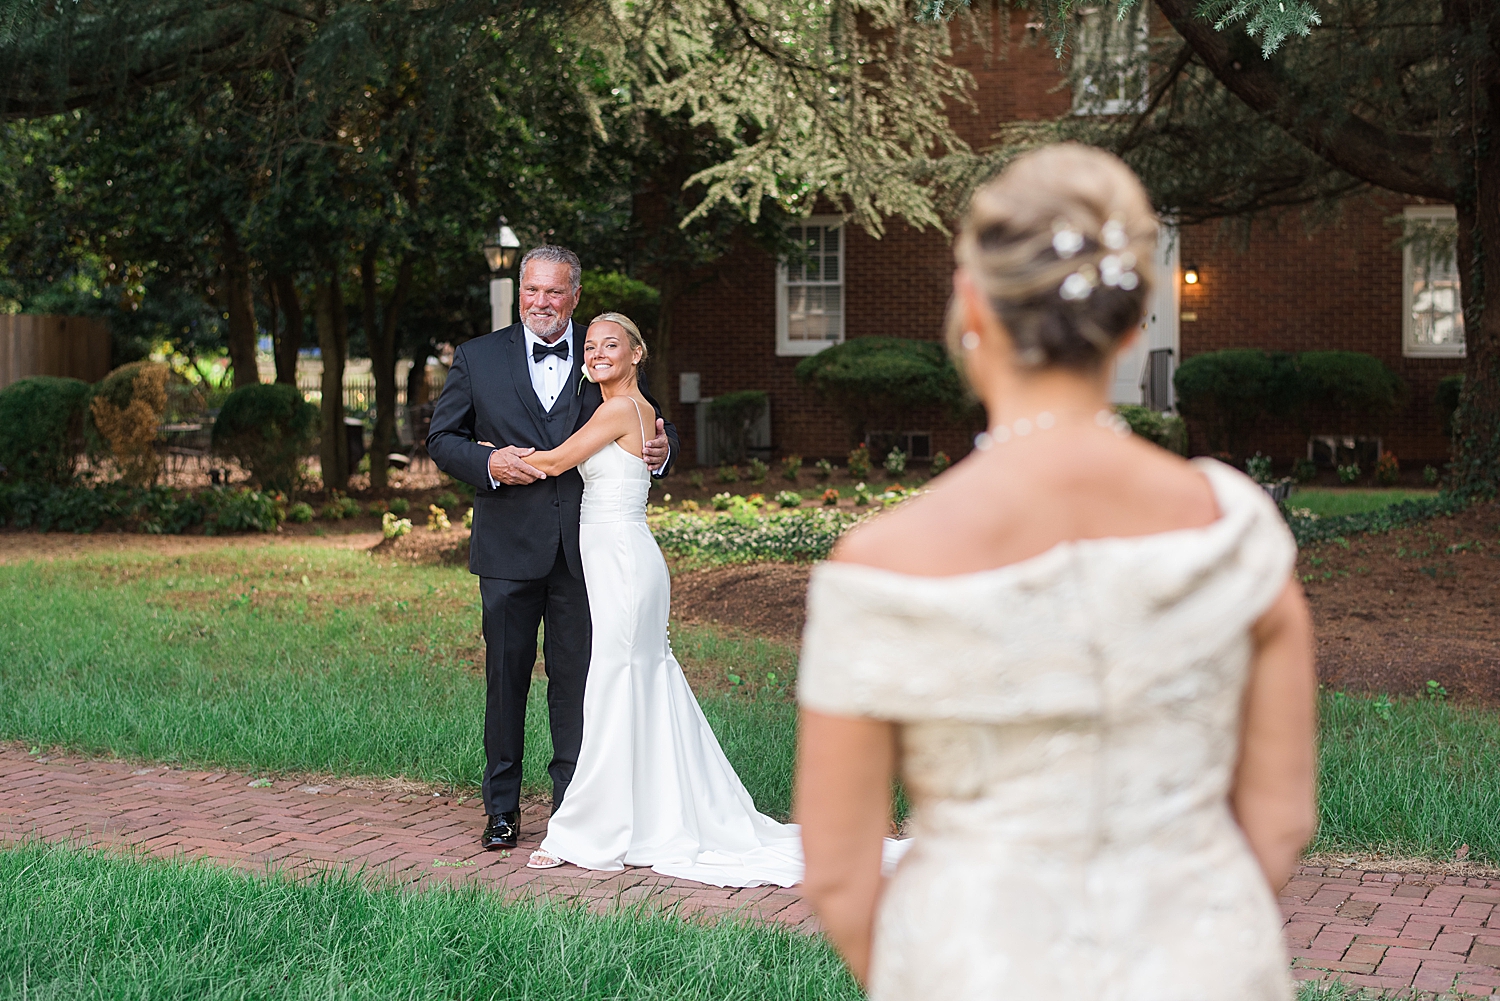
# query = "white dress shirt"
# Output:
<box><xmin>524</xmin><ymin>324</ymin><xmax>573</xmax><ymax>412</ymax></box>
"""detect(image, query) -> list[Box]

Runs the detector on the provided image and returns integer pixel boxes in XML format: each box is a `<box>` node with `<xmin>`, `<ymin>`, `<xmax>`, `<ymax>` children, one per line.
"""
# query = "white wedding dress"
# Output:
<box><xmin>798</xmin><ymin>460</ymin><xmax>1297</xmax><ymax>1000</ymax></box>
<box><xmin>538</xmin><ymin>427</ymin><xmax>805</xmax><ymax>887</ymax></box>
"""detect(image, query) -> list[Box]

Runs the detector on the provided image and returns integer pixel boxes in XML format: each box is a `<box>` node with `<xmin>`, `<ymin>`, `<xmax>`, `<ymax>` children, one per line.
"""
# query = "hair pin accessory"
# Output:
<box><xmin>1102</xmin><ymin>218</ymin><xmax>1129</xmax><ymax>251</ymax></box>
<box><xmin>1052</xmin><ymin>222</ymin><xmax>1085</xmax><ymax>259</ymax></box>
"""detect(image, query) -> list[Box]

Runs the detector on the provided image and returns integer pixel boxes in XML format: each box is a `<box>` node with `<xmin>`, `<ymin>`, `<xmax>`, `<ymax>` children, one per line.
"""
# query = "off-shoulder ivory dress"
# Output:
<box><xmin>798</xmin><ymin>460</ymin><xmax>1298</xmax><ymax>1001</ymax></box>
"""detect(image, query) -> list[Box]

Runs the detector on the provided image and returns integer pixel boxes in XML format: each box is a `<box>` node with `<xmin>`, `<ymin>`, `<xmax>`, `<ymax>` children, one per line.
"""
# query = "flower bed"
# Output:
<box><xmin>651</xmin><ymin>506</ymin><xmax>865</xmax><ymax>562</ymax></box>
<box><xmin>1284</xmin><ymin>492</ymin><xmax>1472</xmax><ymax>547</ymax></box>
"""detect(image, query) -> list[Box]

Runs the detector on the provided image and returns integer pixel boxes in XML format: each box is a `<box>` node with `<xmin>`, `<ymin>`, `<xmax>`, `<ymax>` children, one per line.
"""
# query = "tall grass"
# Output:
<box><xmin>0</xmin><ymin>842</ymin><xmax>858</xmax><ymax>1001</ymax></box>
<box><xmin>1313</xmin><ymin>691</ymin><xmax>1500</xmax><ymax>860</ymax></box>
<box><xmin>0</xmin><ymin>549</ymin><xmax>798</xmax><ymax>816</ymax></box>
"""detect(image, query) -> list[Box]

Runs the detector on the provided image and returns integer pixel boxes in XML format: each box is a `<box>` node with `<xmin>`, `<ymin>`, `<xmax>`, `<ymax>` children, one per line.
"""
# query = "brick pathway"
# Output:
<box><xmin>4</xmin><ymin>747</ymin><xmax>1499</xmax><ymax>997</ymax></box>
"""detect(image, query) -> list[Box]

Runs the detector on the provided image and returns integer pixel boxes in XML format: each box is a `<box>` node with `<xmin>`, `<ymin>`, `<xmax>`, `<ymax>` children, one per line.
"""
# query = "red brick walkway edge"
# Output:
<box><xmin>3</xmin><ymin>748</ymin><xmax>1499</xmax><ymax>998</ymax></box>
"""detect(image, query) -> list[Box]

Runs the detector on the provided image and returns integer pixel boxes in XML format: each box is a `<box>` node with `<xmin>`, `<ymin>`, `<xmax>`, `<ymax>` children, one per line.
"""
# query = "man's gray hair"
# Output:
<box><xmin>519</xmin><ymin>245</ymin><xmax>582</xmax><ymax>292</ymax></box>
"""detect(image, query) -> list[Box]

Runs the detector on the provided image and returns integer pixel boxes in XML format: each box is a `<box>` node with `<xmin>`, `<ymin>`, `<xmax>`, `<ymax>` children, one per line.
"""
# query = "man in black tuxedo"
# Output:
<box><xmin>427</xmin><ymin>245</ymin><xmax>678</xmax><ymax>850</ymax></box>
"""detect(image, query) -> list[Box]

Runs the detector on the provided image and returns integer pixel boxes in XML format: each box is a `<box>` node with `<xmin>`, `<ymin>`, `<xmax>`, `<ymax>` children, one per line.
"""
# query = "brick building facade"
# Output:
<box><xmin>661</xmin><ymin>20</ymin><xmax>1462</xmax><ymax>470</ymax></box>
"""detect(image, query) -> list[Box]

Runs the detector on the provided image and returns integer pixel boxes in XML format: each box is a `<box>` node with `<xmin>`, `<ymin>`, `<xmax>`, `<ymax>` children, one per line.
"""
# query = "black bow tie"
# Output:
<box><xmin>532</xmin><ymin>340</ymin><xmax>569</xmax><ymax>363</ymax></box>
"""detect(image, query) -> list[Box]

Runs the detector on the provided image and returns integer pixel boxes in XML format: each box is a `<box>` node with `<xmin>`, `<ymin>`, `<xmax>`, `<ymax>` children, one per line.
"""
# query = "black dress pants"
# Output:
<box><xmin>478</xmin><ymin>544</ymin><xmax>591</xmax><ymax>816</ymax></box>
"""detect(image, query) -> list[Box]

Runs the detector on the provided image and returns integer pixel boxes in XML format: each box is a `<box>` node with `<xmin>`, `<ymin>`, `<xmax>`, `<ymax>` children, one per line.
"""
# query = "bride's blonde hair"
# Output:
<box><xmin>589</xmin><ymin>312</ymin><xmax>649</xmax><ymax>362</ymax></box>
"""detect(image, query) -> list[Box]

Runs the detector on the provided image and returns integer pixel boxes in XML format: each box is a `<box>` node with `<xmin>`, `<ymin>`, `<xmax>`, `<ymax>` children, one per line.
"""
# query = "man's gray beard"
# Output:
<box><xmin>524</xmin><ymin>310</ymin><xmax>571</xmax><ymax>340</ymax></box>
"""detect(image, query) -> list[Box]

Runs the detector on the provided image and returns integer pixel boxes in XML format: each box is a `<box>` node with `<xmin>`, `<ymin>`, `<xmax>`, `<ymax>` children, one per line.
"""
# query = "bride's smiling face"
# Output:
<box><xmin>584</xmin><ymin>321</ymin><xmax>642</xmax><ymax>386</ymax></box>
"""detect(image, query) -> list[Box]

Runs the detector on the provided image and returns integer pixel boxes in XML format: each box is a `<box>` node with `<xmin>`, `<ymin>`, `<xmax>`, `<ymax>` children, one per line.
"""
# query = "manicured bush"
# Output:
<box><xmin>575</xmin><ymin>270</ymin><xmax>661</xmax><ymax>335</ymax></box>
<box><xmin>1173</xmin><ymin>349</ymin><xmax>1294</xmax><ymax>456</ymax></box>
<box><xmin>1293</xmin><ymin>351</ymin><xmax>1405</xmax><ymax>431</ymax></box>
<box><xmin>1115</xmin><ymin>404</ymin><xmax>1187</xmax><ymax>455</ymax></box>
<box><xmin>0</xmin><ymin>376</ymin><xmax>91</xmax><ymax>485</ymax></box>
<box><xmin>794</xmin><ymin>337</ymin><xmax>970</xmax><ymax>446</ymax></box>
<box><xmin>212</xmin><ymin>383</ymin><xmax>317</xmax><ymax>492</ymax></box>
<box><xmin>0</xmin><ymin>482</ymin><xmax>278</xmax><ymax>535</ymax></box>
<box><xmin>89</xmin><ymin>362</ymin><xmax>170</xmax><ymax>486</ymax></box>
<box><xmin>204</xmin><ymin>488</ymin><xmax>283</xmax><ymax>534</ymax></box>
<box><xmin>651</xmin><ymin>506</ymin><xmax>862</xmax><ymax>562</ymax></box>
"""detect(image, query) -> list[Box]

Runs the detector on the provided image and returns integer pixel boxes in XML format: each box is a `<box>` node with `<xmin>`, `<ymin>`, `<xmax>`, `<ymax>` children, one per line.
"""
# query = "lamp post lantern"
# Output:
<box><xmin>484</xmin><ymin>217</ymin><xmax>521</xmax><ymax>330</ymax></box>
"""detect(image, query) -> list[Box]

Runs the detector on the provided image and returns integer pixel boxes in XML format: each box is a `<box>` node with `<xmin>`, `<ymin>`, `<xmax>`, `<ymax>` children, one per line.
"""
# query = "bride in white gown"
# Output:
<box><xmin>508</xmin><ymin>312</ymin><xmax>806</xmax><ymax>888</ymax></box>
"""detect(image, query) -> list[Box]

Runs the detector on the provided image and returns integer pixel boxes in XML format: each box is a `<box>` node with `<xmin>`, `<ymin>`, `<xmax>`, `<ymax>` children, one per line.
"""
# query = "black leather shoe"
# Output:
<box><xmin>481</xmin><ymin>811</ymin><xmax>520</xmax><ymax>850</ymax></box>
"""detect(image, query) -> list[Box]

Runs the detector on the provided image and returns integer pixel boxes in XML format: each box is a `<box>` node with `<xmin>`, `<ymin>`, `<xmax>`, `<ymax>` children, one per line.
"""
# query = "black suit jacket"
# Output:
<box><xmin>426</xmin><ymin>319</ymin><xmax>679</xmax><ymax>581</ymax></box>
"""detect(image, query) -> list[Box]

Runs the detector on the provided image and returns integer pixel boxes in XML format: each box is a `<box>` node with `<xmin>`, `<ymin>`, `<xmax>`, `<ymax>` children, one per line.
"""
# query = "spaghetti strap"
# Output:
<box><xmin>628</xmin><ymin>397</ymin><xmax>646</xmax><ymax>459</ymax></box>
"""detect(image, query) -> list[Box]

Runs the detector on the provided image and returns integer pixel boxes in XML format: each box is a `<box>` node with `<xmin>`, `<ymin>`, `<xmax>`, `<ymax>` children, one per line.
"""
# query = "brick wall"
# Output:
<box><xmin>665</xmin><ymin>24</ymin><xmax>1464</xmax><ymax>469</ymax></box>
<box><xmin>1178</xmin><ymin>191</ymin><xmax>1463</xmax><ymax>468</ymax></box>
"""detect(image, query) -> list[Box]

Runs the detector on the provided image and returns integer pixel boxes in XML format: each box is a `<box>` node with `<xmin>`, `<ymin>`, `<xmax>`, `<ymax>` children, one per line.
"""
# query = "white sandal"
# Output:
<box><xmin>527</xmin><ymin>850</ymin><xmax>564</xmax><ymax>869</ymax></box>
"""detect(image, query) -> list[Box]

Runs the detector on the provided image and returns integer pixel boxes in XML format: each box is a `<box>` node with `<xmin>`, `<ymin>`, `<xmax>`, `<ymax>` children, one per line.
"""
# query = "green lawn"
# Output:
<box><xmin>1288</xmin><ymin>487</ymin><xmax>1439</xmax><ymax>518</ymax></box>
<box><xmin>0</xmin><ymin>547</ymin><xmax>795</xmax><ymax>816</ymax></box>
<box><xmin>2</xmin><ymin>545</ymin><xmax>1495</xmax><ymax>860</ymax></box>
<box><xmin>0</xmin><ymin>842</ymin><xmax>858</xmax><ymax>1001</ymax></box>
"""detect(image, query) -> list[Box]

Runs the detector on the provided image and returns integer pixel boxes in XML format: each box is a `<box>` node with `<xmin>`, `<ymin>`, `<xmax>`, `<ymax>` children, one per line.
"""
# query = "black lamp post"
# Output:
<box><xmin>485</xmin><ymin>217</ymin><xmax>521</xmax><ymax>330</ymax></box>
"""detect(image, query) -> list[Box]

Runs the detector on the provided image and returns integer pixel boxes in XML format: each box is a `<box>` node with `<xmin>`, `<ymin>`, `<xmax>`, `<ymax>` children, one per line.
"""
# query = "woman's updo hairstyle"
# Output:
<box><xmin>954</xmin><ymin>143</ymin><xmax>1158</xmax><ymax>370</ymax></box>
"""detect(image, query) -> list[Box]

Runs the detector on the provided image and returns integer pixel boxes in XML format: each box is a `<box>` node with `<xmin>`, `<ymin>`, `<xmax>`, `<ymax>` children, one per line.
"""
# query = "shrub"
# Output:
<box><xmin>930</xmin><ymin>451</ymin><xmax>952</xmax><ymax>475</ymax></box>
<box><xmin>427</xmin><ymin>504</ymin><xmax>451</xmax><ymax>532</ymax></box>
<box><xmin>320</xmin><ymin>494</ymin><xmax>358</xmax><ymax>520</ymax></box>
<box><xmin>774</xmin><ymin>490</ymin><xmax>802</xmax><ymax>508</ymax></box>
<box><xmin>287</xmin><ymin>502</ymin><xmax>315</xmax><ymax>523</ymax></box>
<box><xmin>1114</xmin><ymin>405</ymin><xmax>1187</xmax><ymax>455</ymax></box>
<box><xmin>814</xmin><ymin>458</ymin><xmax>834</xmax><ymax>480</ymax></box>
<box><xmin>716</xmin><ymin>463</ymin><xmax>740</xmax><ymax>483</ymax></box>
<box><xmin>204</xmin><ymin>487</ymin><xmax>282</xmax><ymax>534</ymax></box>
<box><xmin>435</xmin><ymin>491</ymin><xmax>459</xmax><ymax>509</ymax></box>
<box><xmin>711</xmin><ymin>492</ymin><xmax>732</xmax><ymax>511</ymax></box>
<box><xmin>794</xmin><ymin>337</ymin><xmax>968</xmax><ymax>444</ymax></box>
<box><xmin>1294</xmin><ymin>351</ymin><xmax>1405</xmax><ymax>432</ymax></box>
<box><xmin>821</xmin><ymin>488</ymin><xmax>839</xmax><ymax>506</ymax></box>
<box><xmin>1437</xmin><ymin>374</ymin><xmax>1463</xmax><ymax>439</ymax></box>
<box><xmin>1244</xmin><ymin>453</ymin><xmax>1273</xmax><ymax>484</ymax></box>
<box><xmin>1337</xmin><ymin>463</ymin><xmax>1361</xmax><ymax>484</ymax></box>
<box><xmin>853</xmin><ymin>482</ymin><xmax>872</xmax><ymax>506</ymax></box>
<box><xmin>89</xmin><ymin>362</ymin><xmax>169</xmax><ymax>486</ymax></box>
<box><xmin>1293</xmin><ymin>458</ymin><xmax>1318</xmax><ymax>484</ymax></box>
<box><xmin>745</xmin><ymin>493</ymin><xmax>766</xmax><ymax>508</ymax></box>
<box><xmin>1375</xmin><ymin>451</ymin><xmax>1400</xmax><ymax>486</ymax></box>
<box><xmin>382</xmin><ymin>511</ymin><xmax>412</xmax><ymax>539</ymax></box>
<box><xmin>678</xmin><ymin>499</ymin><xmax>700</xmax><ymax>513</ymax></box>
<box><xmin>388</xmin><ymin>496</ymin><xmax>410</xmax><ymax>515</ymax></box>
<box><xmin>366</xmin><ymin>501</ymin><xmax>388</xmax><ymax>516</ymax></box>
<box><xmin>212</xmin><ymin>383</ymin><xmax>317</xmax><ymax>492</ymax></box>
<box><xmin>780</xmin><ymin>455</ymin><xmax>803</xmax><ymax>481</ymax></box>
<box><xmin>575</xmin><ymin>270</ymin><xmax>661</xmax><ymax>336</ymax></box>
<box><xmin>1286</xmin><ymin>492</ymin><xmax>1470</xmax><ymax>547</ymax></box>
<box><xmin>1174</xmin><ymin>349</ymin><xmax>1293</xmax><ymax>456</ymax></box>
<box><xmin>462</xmin><ymin>506</ymin><xmax>473</xmax><ymax>529</ymax></box>
<box><xmin>0</xmin><ymin>376</ymin><xmax>92</xmax><ymax>485</ymax></box>
<box><xmin>747</xmin><ymin>457</ymin><xmax>769</xmax><ymax>484</ymax></box>
<box><xmin>847</xmin><ymin>444</ymin><xmax>871</xmax><ymax>480</ymax></box>
<box><xmin>1424</xmin><ymin>465</ymin><xmax>1440</xmax><ymax>486</ymax></box>
<box><xmin>883</xmin><ymin>447</ymin><xmax>907</xmax><ymax>477</ymax></box>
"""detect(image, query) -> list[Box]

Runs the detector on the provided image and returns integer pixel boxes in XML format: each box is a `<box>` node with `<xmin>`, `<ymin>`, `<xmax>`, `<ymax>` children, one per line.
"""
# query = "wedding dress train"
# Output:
<box><xmin>538</xmin><ymin>433</ymin><xmax>805</xmax><ymax>887</ymax></box>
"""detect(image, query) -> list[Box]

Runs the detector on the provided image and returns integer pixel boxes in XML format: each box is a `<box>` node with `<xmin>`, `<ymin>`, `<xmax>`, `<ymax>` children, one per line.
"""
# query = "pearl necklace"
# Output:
<box><xmin>974</xmin><ymin>409</ymin><xmax>1131</xmax><ymax>451</ymax></box>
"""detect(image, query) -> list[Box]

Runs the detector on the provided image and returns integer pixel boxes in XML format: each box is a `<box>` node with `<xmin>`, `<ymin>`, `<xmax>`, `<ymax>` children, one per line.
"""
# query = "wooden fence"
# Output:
<box><xmin>0</xmin><ymin>314</ymin><xmax>112</xmax><ymax>390</ymax></box>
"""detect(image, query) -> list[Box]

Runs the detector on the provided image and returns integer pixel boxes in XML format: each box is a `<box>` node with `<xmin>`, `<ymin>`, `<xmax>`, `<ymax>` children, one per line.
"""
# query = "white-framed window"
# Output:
<box><xmin>1403</xmin><ymin>205</ymin><xmax>1465</xmax><ymax>358</ymax></box>
<box><xmin>776</xmin><ymin>217</ymin><xmax>845</xmax><ymax>356</ymax></box>
<box><xmin>1071</xmin><ymin>5</ymin><xmax>1149</xmax><ymax>116</ymax></box>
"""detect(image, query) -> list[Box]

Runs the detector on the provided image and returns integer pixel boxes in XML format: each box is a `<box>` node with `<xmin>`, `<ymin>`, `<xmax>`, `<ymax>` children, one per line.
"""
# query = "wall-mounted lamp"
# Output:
<box><xmin>1183</xmin><ymin>264</ymin><xmax>1200</xmax><ymax>286</ymax></box>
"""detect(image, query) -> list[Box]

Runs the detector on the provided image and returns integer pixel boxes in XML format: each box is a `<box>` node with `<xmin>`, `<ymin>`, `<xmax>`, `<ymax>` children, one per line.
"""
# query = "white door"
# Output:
<box><xmin>1109</xmin><ymin>225</ymin><xmax>1180</xmax><ymax>406</ymax></box>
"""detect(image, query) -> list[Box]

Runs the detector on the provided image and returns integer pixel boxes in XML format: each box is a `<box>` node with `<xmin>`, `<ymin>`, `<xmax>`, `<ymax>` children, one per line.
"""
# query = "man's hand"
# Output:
<box><xmin>488</xmin><ymin>445</ymin><xmax>545</xmax><ymax>485</ymax></box>
<box><xmin>642</xmin><ymin>418</ymin><xmax>670</xmax><ymax>471</ymax></box>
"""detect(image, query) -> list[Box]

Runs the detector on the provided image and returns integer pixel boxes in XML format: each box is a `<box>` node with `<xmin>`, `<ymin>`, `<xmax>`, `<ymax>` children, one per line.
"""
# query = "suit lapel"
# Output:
<box><xmin>561</xmin><ymin>319</ymin><xmax>588</xmax><ymax>431</ymax></box>
<box><xmin>506</xmin><ymin>326</ymin><xmax>549</xmax><ymax>441</ymax></box>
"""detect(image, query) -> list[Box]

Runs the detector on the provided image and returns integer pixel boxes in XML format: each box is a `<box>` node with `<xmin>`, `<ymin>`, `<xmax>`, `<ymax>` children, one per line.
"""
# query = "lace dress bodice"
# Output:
<box><xmin>798</xmin><ymin>460</ymin><xmax>1298</xmax><ymax>1000</ymax></box>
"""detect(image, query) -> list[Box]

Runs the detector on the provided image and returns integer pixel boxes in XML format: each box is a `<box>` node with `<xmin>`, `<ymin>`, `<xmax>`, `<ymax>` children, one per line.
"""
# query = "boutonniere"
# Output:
<box><xmin>576</xmin><ymin>363</ymin><xmax>594</xmax><ymax>395</ymax></box>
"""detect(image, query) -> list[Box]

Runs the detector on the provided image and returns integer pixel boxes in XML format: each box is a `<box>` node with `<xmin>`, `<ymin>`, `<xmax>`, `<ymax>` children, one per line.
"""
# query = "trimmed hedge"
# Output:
<box><xmin>0</xmin><ymin>484</ymin><xmax>283</xmax><ymax>535</ymax></box>
<box><xmin>212</xmin><ymin>383</ymin><xmax>318</xmax><ymax>492</ymax></box>
<box><xmin>0</xmin><ymin>376</ymin><xmax>92</xmax><ymax>485</ymax></box>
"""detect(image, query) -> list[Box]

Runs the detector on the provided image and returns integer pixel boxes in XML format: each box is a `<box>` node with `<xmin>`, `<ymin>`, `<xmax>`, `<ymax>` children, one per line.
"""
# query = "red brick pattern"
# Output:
<box><xmin>1283</xmin><ymin>868</ymin><xmax>1500</xmax><ymax>997</ymax></box>
<box><xmin>5</xmin><ymin>746</ymin><xmax>1498</xmax><ymax>998</ymax></box>
<box><xmin>0</xmin><ymin>748</ymin><xmax>814</xmax><ymax>931</ymax></box>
